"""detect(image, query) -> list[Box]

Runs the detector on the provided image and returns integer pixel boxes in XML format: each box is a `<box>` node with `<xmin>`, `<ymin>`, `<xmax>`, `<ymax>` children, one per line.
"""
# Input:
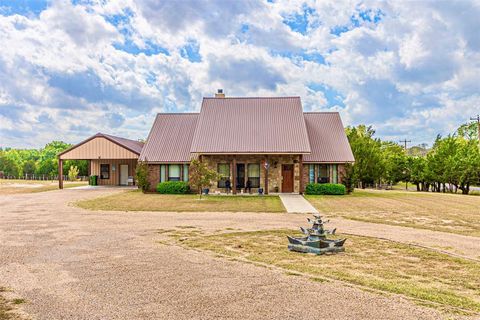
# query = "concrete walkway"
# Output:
<box><xmin>279</xmin><ymin>194</ymin><xmax>319</xmax><ymax>213</ymax></box>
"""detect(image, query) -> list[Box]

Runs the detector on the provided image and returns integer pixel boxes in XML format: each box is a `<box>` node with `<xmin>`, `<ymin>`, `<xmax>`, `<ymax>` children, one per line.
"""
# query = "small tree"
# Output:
<box><xmin>135</xmin><ymin>161</ymin><xmax>150</xmax><ymax>193</ymax></box>
<box><xmin>68</xmin><ymin>165</ymin><xmax>79</xmax><ymax>181</ymax></box>
<box><xmin>188</xmin><ymin>159</ymin><xmax>219</xmax><ymax>199</ymax></box>
<box><xmin>341</xmin><ymin>163</ymin><xmax>354</xmax><ymax>194</ymax></box>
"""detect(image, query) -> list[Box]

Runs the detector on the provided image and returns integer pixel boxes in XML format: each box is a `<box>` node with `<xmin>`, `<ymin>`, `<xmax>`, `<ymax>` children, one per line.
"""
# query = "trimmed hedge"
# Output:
<box><xmin>156</xmin><ymin>181</ymin><xmax>190</xmax><ymax>194</ymax></box>
<box><xmin>305</xmin><ymin>183</ymin><xmax>346</xmax><ymax>195</ymax></box>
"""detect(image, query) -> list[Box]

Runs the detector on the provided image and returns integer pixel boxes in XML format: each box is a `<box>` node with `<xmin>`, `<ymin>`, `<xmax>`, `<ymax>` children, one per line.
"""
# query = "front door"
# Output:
<box><xmin>282</xmin><ymin>164</ymin><xmax>294</xmax><ymax>193</ymax></box>
<box><xmin>236</xmin><ymin>164</ymin><xmax>245</xmax><ymax>189</ymax></box>
<box><xmin>120</xmin><ymin>164</ymin><xmax>128</xmax><ymax>185</ymax></box>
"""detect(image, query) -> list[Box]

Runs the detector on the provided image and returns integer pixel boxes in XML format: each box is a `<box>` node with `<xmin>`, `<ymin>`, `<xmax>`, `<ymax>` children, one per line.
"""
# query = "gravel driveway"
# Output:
<box><xmin>0</xmin><ymin>189</ymin><xmax>467</xmax><ymax>319</ymax></box>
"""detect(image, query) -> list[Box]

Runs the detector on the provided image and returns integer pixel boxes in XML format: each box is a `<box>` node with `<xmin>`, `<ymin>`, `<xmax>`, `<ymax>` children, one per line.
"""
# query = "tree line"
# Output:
<box><xmin>0</xmin><ymin>141</ymin><xmax>87</xmax><ymax>178</ymax></box>
<box><xmin>345</xmin><ymin>122</ymin><xmax>480</xmax><ymax>194</ymax></box>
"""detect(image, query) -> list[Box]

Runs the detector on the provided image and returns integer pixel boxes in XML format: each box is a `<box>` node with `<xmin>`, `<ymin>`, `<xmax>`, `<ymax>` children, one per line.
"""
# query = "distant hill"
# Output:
<box><xmin>407</xmin><ymin>144</ymin><xmax>430</xmax><ymax>157</ymax></box>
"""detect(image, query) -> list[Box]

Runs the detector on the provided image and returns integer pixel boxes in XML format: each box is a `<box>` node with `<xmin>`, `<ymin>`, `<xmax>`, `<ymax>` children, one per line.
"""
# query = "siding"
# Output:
<box><xmin>60</xmin><ymin>137</ymin><xmax>139</xmax><ymax>160</ymax></box>
<box><xmin>90</xmin><ymin>159</ymin><xmax>137</xmax><ymax>185</ymax></box>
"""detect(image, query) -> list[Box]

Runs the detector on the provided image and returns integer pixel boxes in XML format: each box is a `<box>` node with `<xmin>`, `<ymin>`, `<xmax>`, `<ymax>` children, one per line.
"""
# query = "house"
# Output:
<box><xmin>58</xmin><ymin>92</ymin><xmax>354</xmax><ymax>193</ymax></box>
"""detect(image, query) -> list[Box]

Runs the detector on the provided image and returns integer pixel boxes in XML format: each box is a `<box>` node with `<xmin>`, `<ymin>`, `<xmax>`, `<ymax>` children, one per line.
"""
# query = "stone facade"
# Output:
<box><xmin>201</xmin><ymin>154</ymin><xmax>302</xmax><ymax>194</ymax></box>
<box><xmin>147</xmin><ymin>159</ymin><xmax>348</xmax><ymax>194</ymax></box>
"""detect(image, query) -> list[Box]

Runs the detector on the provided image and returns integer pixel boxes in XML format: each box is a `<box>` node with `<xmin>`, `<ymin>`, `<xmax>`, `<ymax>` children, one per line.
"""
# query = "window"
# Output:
<box><xmin>317</xmin><ymin>164</ymin><xmax>329</xmax><ymax>183</ymax></box>
<box><xmin>217</xmin><ymin>163</ymin><xmax>230</xmax><ymax>188</ymax></box>
<box><xmin>309</xmin><ymin>164</ymin><xmax>315</xmax><ymax>183</ymax></box>
<box><xmin>183</xmin><ymin>164</ymin><xmax>189</xmax><ymax>182</ymax></box>
<box><xmin>247</xmin><ymin>163</ymin><xmax>260</xmax><ymax>188</ymax></box>
<box><xmin>100</xmin><ymin>164</ymin><xmax>110</xmax><ymax>179</ymax></box>
<box><xmin>159</xmin><ymin>165</ymin><xmax>166</xmax><ymax>182</ymax></box>
<box><xmin>168</xmin><ymin>164</ymin><xmax>181</xmax><ymax>181</ymax></box>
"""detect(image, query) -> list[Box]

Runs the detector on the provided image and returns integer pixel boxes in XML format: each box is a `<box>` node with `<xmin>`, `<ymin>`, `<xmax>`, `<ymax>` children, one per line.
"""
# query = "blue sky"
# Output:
<box><xmin>0</xmin><ymin>0</ymin><xmax>479</xmax><ymax>148</ymax></box>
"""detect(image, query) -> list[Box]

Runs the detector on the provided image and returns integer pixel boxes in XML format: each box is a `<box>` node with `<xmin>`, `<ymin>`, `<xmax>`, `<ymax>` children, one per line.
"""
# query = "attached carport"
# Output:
<box><xmin>57</xmin><ymin>133</ymin><xmax>143</xmax><ymax>189</ymax></box>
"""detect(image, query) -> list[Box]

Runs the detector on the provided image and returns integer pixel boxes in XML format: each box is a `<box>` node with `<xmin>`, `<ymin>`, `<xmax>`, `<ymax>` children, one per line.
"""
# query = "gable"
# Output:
<box><xmin>59</xmin><ymin>136</ymin><xmax>140</xmax><ymax>160</ymax></box>
<box><xmin>190</xmin><ymin>97</ymin><xmax>311</xmax><ymax>154</ymax></box>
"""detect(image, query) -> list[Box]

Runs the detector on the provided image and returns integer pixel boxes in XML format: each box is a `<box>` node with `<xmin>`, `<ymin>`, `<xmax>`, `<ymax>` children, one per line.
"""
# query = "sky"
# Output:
<box><xmin>0</xmin><ymin>0</ymin><xmax>479</xmax><ymax>148</ymax></box>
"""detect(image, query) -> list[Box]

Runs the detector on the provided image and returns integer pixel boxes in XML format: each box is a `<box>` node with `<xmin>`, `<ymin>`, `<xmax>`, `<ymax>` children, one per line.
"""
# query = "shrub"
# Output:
<box><xmin>305</xmin><ymin>183</ymin><xmax>346</xmax><ymax>195</ymax></box>
<box><xmin>156</xmin><ymin>181</ymin><xmax>190</xmax><ymax>194</ymax></box>
<box><xmin>68</xmin><ymin>165</ymin><xmax>79</xmax><ymax>181</ymax></box>
<box><xmin>135</xmin><ymin>161</ymin><xmax>149</xmax><ymax>193</ymax></box>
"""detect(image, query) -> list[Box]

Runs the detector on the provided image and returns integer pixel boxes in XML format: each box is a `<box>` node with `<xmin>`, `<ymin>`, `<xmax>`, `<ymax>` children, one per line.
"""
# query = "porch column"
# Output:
<box><xmin>264</xmin><ymin>156</ymin><xmax>269</xmax><ymax>195</ymax></box>
<box><xmin>87</xmin><ymin>160</ymin><xmax>91</xmax><ymax>176</ymax></box>
<box><xmin>232</xmin><ymin>156</ymin><xmax>237</xmax><ymax>195</ymax></box>
<box><xmin>299</xmin><ymin>154</ymin><xmax>303</xmax><ymax>194</ymax></box>
<box><xmin>58</xmin><ymin>158</ymin><xmax>63</xmax><ymax>189</ymax></box>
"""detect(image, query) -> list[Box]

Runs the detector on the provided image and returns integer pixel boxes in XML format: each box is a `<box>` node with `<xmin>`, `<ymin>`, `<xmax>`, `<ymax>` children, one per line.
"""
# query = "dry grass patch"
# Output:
<box><xmin>0</xmin><ymin>288</ymin><xmax>22</xmax><ymax>320</ymax></box>
<box><xmin>306</xmin><ymin>189</ymin><xmax>480</xmax><ymax>237</ymax></box>
<box><xmin>76</xmin><ymin>190</ymin><xmax>285</xmax><ymax>212</ymax></box>
<box><xmin>162</xmin><ymin>228</ymin><xmax>480</xmax><ymax>316</ymax></box>
<box><xmin>0</xmin><ymin>179</ymin><xmax>87</xmax><ymax>194</ymax></box>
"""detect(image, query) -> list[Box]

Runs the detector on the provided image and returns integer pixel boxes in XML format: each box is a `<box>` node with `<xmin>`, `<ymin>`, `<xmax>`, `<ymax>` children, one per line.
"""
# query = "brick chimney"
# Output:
<box><xmin>215</xmin><ymin>89</ymin><xmax>225</xmax><ymax>98</ymax></box>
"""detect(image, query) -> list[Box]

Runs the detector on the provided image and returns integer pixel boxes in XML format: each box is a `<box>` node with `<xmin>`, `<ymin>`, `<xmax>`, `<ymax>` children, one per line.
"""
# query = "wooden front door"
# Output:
<box><xmin>282</xmin><ymin>164</ymin><xmax>294</xmax><ymax>193</ymax></box>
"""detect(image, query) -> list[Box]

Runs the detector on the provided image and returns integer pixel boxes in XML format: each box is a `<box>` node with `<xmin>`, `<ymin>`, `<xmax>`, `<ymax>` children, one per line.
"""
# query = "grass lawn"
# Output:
<box><xmin>161</xmin><ymin>228</ymin><xmax>480</xmax><ymax>316</ymax></box>
<box><xmin>0</xmin><ymin>179</ymin><xmax>87</xmax><ymax>195</ymax></box>
<box><xmin>75</xmin><ymin>190</ymin><xmax>286</xmax><ymax>212</ymax></box>
<box><xmin>305</xmin><ymin>189</ymin><xmax>480</xmax><ymax>237</ymax></box>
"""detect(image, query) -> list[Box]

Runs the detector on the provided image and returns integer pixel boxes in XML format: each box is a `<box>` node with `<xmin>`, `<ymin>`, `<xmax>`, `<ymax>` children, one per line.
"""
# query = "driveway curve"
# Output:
<box><xmin>0</xmin><ymin>189</ymin><xmax>468</xmax><ymax>319</ymax></box>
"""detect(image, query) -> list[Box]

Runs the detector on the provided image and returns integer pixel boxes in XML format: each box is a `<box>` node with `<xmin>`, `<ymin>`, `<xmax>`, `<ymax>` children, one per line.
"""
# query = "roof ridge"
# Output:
<box><xmin>304</xmin><ymin>111</ymin><xmax>340</xmax><ymax>114</ymax></box>
<box><xmin>202</xmin><ymin>96</ymin><xmax>300</xmax><ymax>99</ymax></box>
<box><xmin>156</xmin><ymin>112</ymin><xmax>200</xmax><ymax>115</ymax></box>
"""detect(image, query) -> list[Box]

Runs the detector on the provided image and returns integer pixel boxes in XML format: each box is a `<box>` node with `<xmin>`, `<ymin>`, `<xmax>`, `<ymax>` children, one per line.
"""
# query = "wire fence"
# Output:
<box><xmin>0</xmin><ymin>174</ymin><xmax>89</xmax><ymax>181</ymax></box>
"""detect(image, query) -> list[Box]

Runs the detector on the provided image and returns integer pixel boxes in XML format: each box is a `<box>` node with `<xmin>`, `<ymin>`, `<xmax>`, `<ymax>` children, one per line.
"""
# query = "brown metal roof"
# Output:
<box><xmin>303</xmin><ymin>112</ymin><xmax>354</xmax><ymax>163</ymax></box>
<box><xmin>139</xmin><ymin>113</ymin><xmax>198</xmax><ymax>162</ymax></box>
<box><xmin>190</xmin><ymin>97</ymin><xmax>311</xmax><ymax>154</ymax></box>
<box><xmin>100</xmin><ymin>133</ymin><xmax>144</xmax><ymax>154</ymax></box>
<box><xmin>58</xmin><ymin>132</ymin><xmax>143</xmax><ymax>158</ymax></box>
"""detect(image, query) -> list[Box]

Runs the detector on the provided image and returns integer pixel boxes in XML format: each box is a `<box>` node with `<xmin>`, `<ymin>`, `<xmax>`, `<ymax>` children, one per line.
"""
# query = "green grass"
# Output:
<box><xmin>305</xmin><ymin>189</ymin><xmax>480</xmax><ymax>237</ymax></box>
<box><xmin>75</xmin><ymin>190</ymin><xmax>286</xmax><ymax>212</ymax></box>
<box><xmin>161</xmin><ymin>228</ymin><xmax>480</xmax><ymax>316</ymax></box>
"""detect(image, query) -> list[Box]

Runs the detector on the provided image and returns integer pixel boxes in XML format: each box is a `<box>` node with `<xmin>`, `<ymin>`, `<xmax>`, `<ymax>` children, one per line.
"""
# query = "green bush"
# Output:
<box><xmin>305</xmin><ymin>183</ymin><xmax>346</xmax><ymax>195</ymax></box>
<box><xmin>156</xmin><ymin>181</ymin><xmax>190</xmax><ymax>194</ymax></box>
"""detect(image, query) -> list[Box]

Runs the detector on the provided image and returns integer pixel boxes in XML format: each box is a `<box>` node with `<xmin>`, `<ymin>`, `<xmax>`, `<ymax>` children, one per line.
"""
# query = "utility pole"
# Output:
<box><xmin>470</xmin><ymin>114</ymin><xmax>480</xmax><ymax>143</ymax></box>
<box><xmin>399</xmin><ymin>139</ymin><xmax>411</xmax><ymax>191</ymax></box>
<box><xmin>399</xmin><ymin>139</ymin><xmax>411</xmax><ymax>151</ymax></box>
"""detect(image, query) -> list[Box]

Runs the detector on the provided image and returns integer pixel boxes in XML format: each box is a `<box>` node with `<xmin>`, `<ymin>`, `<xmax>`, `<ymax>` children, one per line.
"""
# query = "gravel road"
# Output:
<box><xmin>0</xmin><ymin>189</ymin><xmax>472</xmax><ymax>319</ymax></box>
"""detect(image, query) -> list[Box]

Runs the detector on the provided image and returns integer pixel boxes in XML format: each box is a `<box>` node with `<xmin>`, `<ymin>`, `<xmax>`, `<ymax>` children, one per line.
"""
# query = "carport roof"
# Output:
<box><xmin>58</xmin><ymin>133</ymin><xmax>144</xmax><ymax>158</ymax></box>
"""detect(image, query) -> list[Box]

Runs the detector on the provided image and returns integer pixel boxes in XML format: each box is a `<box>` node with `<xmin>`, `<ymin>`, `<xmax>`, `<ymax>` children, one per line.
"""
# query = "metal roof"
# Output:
<box><xmin>139</xmin><ymin>113</ymin><xmax>198</xmax><ymax>162</ymax></box>
<box><xmin>58</xmin><ymin>132</ymin><xmax>144</xmax><ymax>157</ymax></box>
<box><xmin>303</xmin><ymin>112</ymin><xmax>355</xmax><ymax>163</ymax></box>
<box><xmin>190</xmin><ymin>97</ymin><xmax>311</xmax><ymax>153</ymax></box>
<box><xmin>99</xmin><ymin>133</ymin><xmax>144</xmax><ymax>155</ymax></box>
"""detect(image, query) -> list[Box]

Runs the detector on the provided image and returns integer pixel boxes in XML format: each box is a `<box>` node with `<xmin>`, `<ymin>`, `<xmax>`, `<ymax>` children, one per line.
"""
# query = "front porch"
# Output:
<box><xmin>201</xmin><ymin>154</ymin><xmax>305</xmax><ymax>194</ymax></box>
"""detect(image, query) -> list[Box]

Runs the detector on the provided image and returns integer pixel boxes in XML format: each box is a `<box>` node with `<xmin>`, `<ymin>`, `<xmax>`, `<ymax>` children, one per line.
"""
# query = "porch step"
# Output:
<box><xmin>279</xmin><ymin>194</ymin><xmax>319</xmax><ymax>214</ymax></box>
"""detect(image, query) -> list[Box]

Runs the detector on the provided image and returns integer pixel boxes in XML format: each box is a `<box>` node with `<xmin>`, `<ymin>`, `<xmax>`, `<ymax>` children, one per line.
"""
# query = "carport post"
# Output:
<box><xmin>58</xmin><ymin>158</ymin><xmax>63</xmax><ymax>189</ymax></box>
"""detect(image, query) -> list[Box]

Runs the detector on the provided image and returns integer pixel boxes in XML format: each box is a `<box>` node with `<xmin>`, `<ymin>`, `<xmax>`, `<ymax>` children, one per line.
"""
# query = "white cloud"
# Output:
<box><xmin>0</xmin><ymin>0</ymin><xmax>479</xmax><ymax>148</ymax></box>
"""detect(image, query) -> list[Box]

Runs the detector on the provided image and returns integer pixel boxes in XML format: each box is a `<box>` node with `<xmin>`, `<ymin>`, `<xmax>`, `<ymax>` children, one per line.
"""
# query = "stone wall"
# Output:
<box><xmin>201</xmin><ymin>154</ymin><xmax>301</xmax><ymax>193</ymax></box>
